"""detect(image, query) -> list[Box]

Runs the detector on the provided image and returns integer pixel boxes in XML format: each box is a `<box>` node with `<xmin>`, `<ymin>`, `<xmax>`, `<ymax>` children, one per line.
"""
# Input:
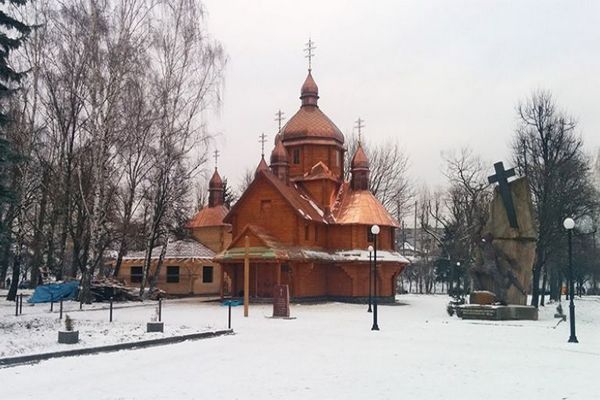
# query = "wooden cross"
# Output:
<box><xmin>355</xmin><ymin>117</ymin><xmax>365</xmax><ymax>143</ymax></box>
<box><xmin>259</xmin><ymin>133</ymin><xmax>267</xmax><ymax>157</ymax></box>
<box><xmin>488</xmin><ymin>161</ymin><xmax>519</xmax><ymax>229</ymax></box>
<box><xmin>274</xmin><ymin>109</ymin><xmax>286</xmax><ymax>132</ymax></box>
<box><xmin>304</xmin><ymin>38</ymin><xmax>316</xmax><ymax>70</ymax></box>
<box><xmin>213</xmin><ymin>149</ymin><xmax>220</xmax><ymax>169</ymax></box>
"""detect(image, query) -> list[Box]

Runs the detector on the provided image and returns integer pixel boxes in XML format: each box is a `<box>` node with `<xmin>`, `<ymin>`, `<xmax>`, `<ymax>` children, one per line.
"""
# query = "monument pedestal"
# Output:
<box><xmin>458</xmin><ymin>304</ymin><xmax>538</xmax><ymax>321</ymax></box>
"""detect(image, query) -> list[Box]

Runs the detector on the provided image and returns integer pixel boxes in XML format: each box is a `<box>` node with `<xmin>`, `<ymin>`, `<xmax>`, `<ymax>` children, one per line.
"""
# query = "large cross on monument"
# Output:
<box><xmin>488</xmin><ymin>161</ymin><xmax>519</xmax><ymax>229</ymax></box>
<box><xmin>304</xmin><ymin>38</ymin><xmax>316</xmax><ymax>70</ymax></box>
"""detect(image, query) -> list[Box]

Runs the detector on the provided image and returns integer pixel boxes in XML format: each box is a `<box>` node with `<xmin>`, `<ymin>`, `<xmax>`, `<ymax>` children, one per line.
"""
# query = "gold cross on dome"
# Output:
<box><xmin>259</xmin><ymin>133</ymin><xmax>268</xmax><ymax>157</ymax></box>
<box><xmin>355</xmin><ymin>117</ymin><xmax>365</xmax><ymax>143</ymax></box>
<box><xmin>274</xmin><ymin>109</ymin><xmax>286</xmax><ymax>132</ymax></box>
<box><xmin>213</xmin><ymin>149</ymin><xmax>220</xmax><ymax>169</ymax></box>
<box><xmin>304</xmin><ymin>38</ymin><xmax>316</xmax><ymax>71</ymax></box>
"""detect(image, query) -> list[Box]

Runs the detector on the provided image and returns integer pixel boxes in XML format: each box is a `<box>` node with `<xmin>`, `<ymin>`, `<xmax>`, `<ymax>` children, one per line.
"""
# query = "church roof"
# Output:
<box><xmin>224</xmin><ymin>169</ymin><xmax>327</xmax><ymax>224</ymax></box>
<box><xmin>123</xmin><ymin>240</ymin><xmax>214</xmax><ymax>260</ymax></box>
<box><xmin>186</xmin><ymin>204</ymin><xmax>230</xmax><ymax>228</ymax></box>
<box><xmin>256</xmin><ymin>157</ymin><xmax>269</xmax><ymax>174</ymax></box>
<box><xmin>216</xmin><ymin>224</ymin><xmax>408</xmax><ymax>264</ymax></box>
<box><xmin>293</xmin><ymin>161</ymin><xmax>338</xmax><ymax>182</ymax></box>
<box><xmin>332</xmin><ymin>182</ymin><xmax>400</xmax><ymax>227</ymax></box>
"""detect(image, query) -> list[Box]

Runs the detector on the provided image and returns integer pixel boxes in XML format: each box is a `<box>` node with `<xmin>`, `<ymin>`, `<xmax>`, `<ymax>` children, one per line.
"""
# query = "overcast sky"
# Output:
<box><xmin>201</xmin><ymin>0</ymin><xmax>600</xmax><ymax>191</ymax></box>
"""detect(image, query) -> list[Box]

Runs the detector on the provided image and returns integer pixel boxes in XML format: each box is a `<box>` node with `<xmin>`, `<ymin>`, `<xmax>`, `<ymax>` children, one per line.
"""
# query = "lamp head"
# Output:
<box><xmin>370</xmin><ymin>225</ymin><xmax>380</xmax><ymax>235</ymax></box>
<box><xmin>367</xmin><ymin>245</ymin><xmax>374</xmax><ymax>252</ymax></box>
<box><xmin>563</xmin><ymin>217</ymin><xmax>575</xmax><ymax>230</ymax></box>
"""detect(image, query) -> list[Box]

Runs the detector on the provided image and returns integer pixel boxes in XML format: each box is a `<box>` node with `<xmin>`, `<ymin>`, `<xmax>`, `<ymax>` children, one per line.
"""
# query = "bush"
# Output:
<box><xmin>64</xmin><ymin>315</ymin><xmax>75</xmax><ymax>331</ymax></box>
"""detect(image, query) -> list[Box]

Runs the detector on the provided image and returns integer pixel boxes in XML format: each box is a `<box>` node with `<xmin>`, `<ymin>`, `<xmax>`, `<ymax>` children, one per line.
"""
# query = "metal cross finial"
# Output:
<box><xmin>304</xmin><ymin>37</ymin><xmax>316</xmax><ymax>71</ymax></box>
<box><xmin>488</xmin><ymin>161</ymin><xmax>519</xmax><ymax>229</ymax></box>
<box><xmin>213</xmin><ymin>149</ymin><xmax>220</xmax><ymax>169</ymax></box>
<box><xmin>355</xmin><ymin>117</ymin><xmax>365</xmax><ymax>143</ymax></box>
<box><xmin>274</xmin><ymin>109</ymin><xmax>286</xmax><ymax>132</ymax></box>
<box><xmin>259</xmin><ymin>133</ymin><xmax>267</xmax><ymax>158</ymax></box>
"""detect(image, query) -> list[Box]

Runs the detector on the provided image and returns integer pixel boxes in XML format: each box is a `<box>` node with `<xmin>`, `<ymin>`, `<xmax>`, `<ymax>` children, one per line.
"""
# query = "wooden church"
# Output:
<box><xmin>215</xmin><ymin>66</ymin><xmax>409</xmax><ymax>302</ymax></box>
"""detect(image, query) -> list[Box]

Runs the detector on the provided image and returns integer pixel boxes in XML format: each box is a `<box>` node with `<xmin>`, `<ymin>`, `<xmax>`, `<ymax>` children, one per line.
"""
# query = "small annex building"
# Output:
<box><xmin>215</xmin><ymin>68</ymin><xmax>409</xmax><ymax>301</ymax></box>
<box><xmin>119</xmin><ymin>240</ymin><xmax>218</xmax><ymax>295</ymax></box>
<box><xmin>118</xmin><ymin>169</ymin><xmax>232</xmax><ymax>296</ymax></box>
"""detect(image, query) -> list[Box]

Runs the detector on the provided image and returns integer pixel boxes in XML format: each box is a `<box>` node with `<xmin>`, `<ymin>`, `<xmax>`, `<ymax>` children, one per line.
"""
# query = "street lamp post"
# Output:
<box><xmin>563</xmin><ymin>217</ymin><xmax>578</xmax><ymax>343</ymax></box>
<box><xmin>371</xmin><ymin>225</ymin><xmax>380</xmax><ymax>331</ymax></box>
<box><xmin>368</xmin><ymin>245</ymin><xmax>374</xmax><ymax>313</ymax></box>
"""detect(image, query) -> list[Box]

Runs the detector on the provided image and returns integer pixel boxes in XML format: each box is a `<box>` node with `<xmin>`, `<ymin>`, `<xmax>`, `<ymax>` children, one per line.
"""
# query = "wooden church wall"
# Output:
<box><xmin>230</xmin><ymin>178</ymin><xmax>297</xmax><ymax>244</ymax></box>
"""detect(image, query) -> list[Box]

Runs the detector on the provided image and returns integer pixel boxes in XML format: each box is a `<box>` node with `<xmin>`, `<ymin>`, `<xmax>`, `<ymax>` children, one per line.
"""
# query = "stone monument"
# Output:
<box><xmin>460</xmin><ymin>161</ymin><xmax>538</xmax><ymax>320</ymax></box>
<box><xmin>273</xmin><ymin>284</ymin><xmax>290</xmax><ymax>318</ymax></box>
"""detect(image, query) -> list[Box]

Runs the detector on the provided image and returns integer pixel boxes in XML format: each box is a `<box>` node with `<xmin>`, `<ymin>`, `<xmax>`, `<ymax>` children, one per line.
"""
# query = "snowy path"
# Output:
<box><xmin>1</xmin><ymin>295</ymin><xmax>598</xmax><ymax>399</ymax></box>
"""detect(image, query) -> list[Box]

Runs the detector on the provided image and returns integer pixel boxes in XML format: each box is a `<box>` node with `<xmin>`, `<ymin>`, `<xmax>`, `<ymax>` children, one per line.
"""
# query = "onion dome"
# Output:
<box><xmin>208</xmin><ymin>168</ymin><xmax>224</xmax><ymax>207</ymax></box>
<box><xmin>270</xmin><ymin>136</ymin><xmax>289</xmax><ymax>181</ymax></box>
<box><xmin>300</xmin><ymin>71</ymin><xmax>319</xmax><ymax>107</ymax></box>
<box><xmin>280</xmin><ymin>71</ymin><xmax>344</xmax><ymax>146</ymax></box>
<box><xmin>270</xmin><ymin>136</ymin><xmax>288</xmax><ymax>164</ymax></box>
<box><xmin>351</xmin><ymin>143</ymin><xmax>369</xmax><ymax>170</ymax></box>
<box><xmin>209</xmin><ymin>168</ymin><xmax>223</xmax><ymax>189</ymax></box>
<box><xmin>350</xmin><ymin>143</ymin><xmax>370</xmax><ymax>191</ymax></box>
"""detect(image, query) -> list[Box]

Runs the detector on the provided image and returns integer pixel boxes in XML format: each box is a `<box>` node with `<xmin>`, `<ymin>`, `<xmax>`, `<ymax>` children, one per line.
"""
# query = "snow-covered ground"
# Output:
<box><xmin>0</xmin><ymin>295</ymin><xmax>218</xmax><ymax>358</ymax></box>
<box><xmin>1</xmin><ymin>294</ymin><xmax>599</xmax><ymax>400</ymax></box>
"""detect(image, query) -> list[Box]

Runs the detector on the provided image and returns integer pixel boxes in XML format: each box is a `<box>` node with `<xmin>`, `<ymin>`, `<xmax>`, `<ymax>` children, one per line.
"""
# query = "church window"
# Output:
<box><xmin>293</xmin><ymin>148</ymin><xmax>301</xmax><ymax>164</ymax></box>
<box><xmin>260</xmin><ymin>200</ymin><xmax>272</xmax><ymax>212</ymax></box>
<box><xmin>335</xmin><ymin>150</ymin><xmax>340</xmax><ymax>167</ymax></box>
<box><xmin>202</xmin><ymin>266</ymin><xmax>214</xmax><ymax>283</ymax></box>
<box><xmin>166</xmin><ymin>266</ymin><xmax>180</xmax><ymax>283</ymax></box>
<box><xmin>304</xmin><ymin>224</ymin><xmax>310</xmax><ymax>240</ymax></box>
<box><xmin>315</xmin><ymin>225</ymin><xmax>319</xmax><ymax>242</ymax></box>
<box><xmin>130</xmin><ymin>266</ymin><xmax>143</xmax><ymax>283</ymax></box>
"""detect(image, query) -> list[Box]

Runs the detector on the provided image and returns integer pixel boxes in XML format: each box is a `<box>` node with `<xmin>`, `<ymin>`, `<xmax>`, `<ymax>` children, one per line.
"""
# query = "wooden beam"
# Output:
<box><xmin>276</xmin><ymin>262</ymin><xmax>281</xmax><ymax>285</ymax></box>
<box><xmin>244</xmin><ymin>236</ymin><xmax>249</xmax><ymax>317</ymax></box>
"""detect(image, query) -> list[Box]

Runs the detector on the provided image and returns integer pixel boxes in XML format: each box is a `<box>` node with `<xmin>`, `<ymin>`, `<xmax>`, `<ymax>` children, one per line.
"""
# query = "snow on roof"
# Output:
<box><xmin>123</xmin><ymin>240</ymin><xmax>214</xmax><ymax>260</ymax></box>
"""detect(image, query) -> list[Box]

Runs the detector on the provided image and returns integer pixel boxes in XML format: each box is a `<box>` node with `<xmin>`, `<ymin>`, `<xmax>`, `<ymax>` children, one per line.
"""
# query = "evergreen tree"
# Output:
<box><xmin>0</xmin><ymin>0</ymin><xmax>31</xmax><ymax>288</ymax></box>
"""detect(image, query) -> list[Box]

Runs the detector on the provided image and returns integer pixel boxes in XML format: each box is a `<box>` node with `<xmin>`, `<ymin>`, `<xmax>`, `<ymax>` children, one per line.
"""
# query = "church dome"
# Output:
<box><xmin>351</xmin><ymin>143</ymin><xmax>369</xmax><ymax>170</ymax></box>
<box><xmin>270</xmin><ymin>136</ymin><xmax>288</xmax><ymax>164</ymax></box>
<box><xmin>209</xmin><ymin>169</ymin><xmax>223</xmax><ymax>189</ymax></box>
<box><xmin>280</xmin><ymin>71</ymin><xmax>344</xmax><ymax>146</ymax></box>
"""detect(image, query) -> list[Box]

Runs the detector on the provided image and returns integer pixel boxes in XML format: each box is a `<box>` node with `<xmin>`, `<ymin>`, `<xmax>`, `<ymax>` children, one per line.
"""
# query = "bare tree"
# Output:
<box><xmin>138</xmin><ymin>0</ymin><xmax>226</xmax><ymax>297</ymax></box>
<box><xmin>513</xmin><ymin>90</ymin><xmax>597</xmax><ymax>306</ymax></box>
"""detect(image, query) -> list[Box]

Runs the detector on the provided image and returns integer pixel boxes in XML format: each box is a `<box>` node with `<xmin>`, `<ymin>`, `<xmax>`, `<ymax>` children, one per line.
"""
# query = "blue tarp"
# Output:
<box><xmin>222</xmin><ymin>299</ymin><xmax>243</xmax><ymax>306</ymax></box>
<box><xmin>28</xmin><ymin>281</ymin><xmax>80</xmax><ymax>303</ymax></box>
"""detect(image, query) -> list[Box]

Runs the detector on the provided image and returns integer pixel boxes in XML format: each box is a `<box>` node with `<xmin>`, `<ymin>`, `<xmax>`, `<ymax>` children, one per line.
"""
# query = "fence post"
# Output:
<box><xmin>109</xmin><ymin>297</ymin><xmax>113</xmax><ymax>322</ymax></box>
<box><xmin>50</xmin><ymin>295</ymin><xmax>54</xmax><ymax>312</ymax></box>
<box><xmin>59</xmin><ymin>299</ymin><xmax>63</xmax><ymax>320</ymax></box>
<box><xmin>158</xmin><ymin>297</ymin><xmax>162</xmax><ymax>322</ymax></box>
<box><xmin>228</xmin><ymin>302</ymin><xmax>232</xmax><ymax>330</ymax></box>
<box><xmin>19</xmin><ymin>293</ymin><xmax>23</xmax><ymax>315</ymax></box>
<box><xmin>15</xmin><ymin>295</ymin><xmax>18</xmax><ymax>317</ymax></box>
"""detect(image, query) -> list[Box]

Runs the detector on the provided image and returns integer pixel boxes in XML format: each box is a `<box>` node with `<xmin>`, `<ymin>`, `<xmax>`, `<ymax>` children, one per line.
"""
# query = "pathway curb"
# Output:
<box><xmin>0</xmin><ymin>329</ymin><xmax>234</xmax><ymax>368</ymax></box>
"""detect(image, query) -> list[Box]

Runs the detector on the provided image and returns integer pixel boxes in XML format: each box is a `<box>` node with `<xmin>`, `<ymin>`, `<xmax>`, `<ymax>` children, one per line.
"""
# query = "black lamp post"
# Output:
<box><xmin>563</xmin><ymin>217</ymin><xmax>578</xmax><ymax>343</ymax></box>
<box><xmin>368</xmin><ymin>245</ymin><xmax>373</xmax><ymax>313</ymax></box>
<box><xmin>371</xmin><ymin>225</ymin><xmax>380</xmax><ymax>331</ymax></box>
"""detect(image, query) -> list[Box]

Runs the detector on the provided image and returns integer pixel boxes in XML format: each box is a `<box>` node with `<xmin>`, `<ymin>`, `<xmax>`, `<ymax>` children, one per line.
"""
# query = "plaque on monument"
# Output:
<box><xmin>273</xmin><ymin>284</ymin><xmax>290</xmax><ymax>318</ymax></box>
